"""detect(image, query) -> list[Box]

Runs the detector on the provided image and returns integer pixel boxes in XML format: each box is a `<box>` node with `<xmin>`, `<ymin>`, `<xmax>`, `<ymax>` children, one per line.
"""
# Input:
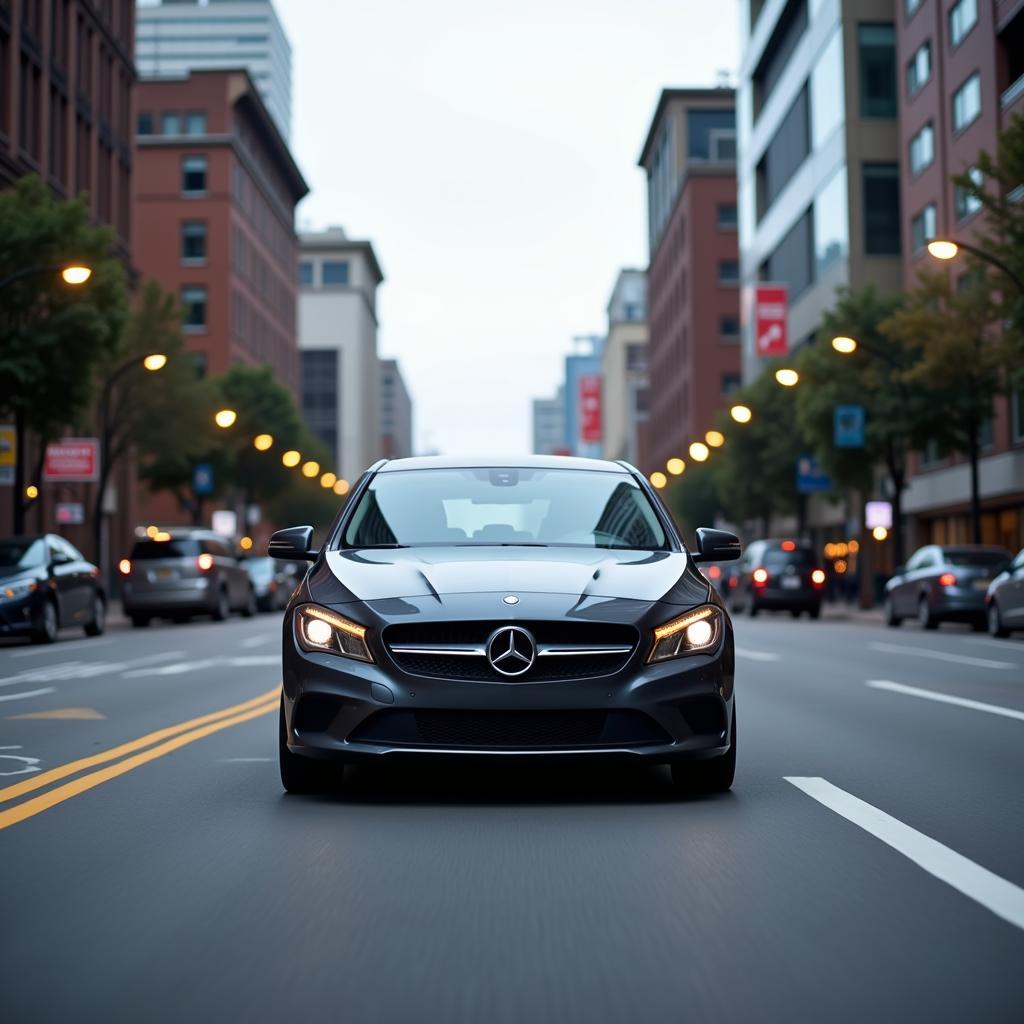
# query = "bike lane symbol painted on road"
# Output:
<box><xmin>0</xmin><ymin>745</ymin><xmax>41</xmax><ymax>777</ymax></box>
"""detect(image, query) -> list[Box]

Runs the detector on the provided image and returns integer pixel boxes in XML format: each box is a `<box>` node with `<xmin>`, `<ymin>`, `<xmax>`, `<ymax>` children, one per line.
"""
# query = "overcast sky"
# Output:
<box><xmin>274</xmin><ymin>0</ymin><xmax>739</xmax><ymax>455</ymax></box>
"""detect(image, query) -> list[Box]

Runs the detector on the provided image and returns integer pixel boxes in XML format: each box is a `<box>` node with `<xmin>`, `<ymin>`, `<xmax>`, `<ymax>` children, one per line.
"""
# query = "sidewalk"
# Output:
<box><xmin>819</xmin><ymin>602</ymin><xmax>884</xmax><ymax>625</ymax></box>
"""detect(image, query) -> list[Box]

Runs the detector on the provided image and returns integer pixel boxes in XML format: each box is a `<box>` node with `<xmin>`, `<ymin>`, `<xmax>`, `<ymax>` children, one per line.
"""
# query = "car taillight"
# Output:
<box><xmin>939</xmin><ymin>572</ymin><xmax>956</xmax><ymax>587</ymax></box>
<box><xmin>811</xmin><ymin>569</ymin><xmax>826</xmax><ymax>586</ymax></box>
<box><xmin>752</xmin><ymin>568</ymin><xmax>769</xmax><ymax>586</ymax></box>
<box><xmin>728</xmin><ymin>576</ymin><xmax>738</xmax><ymax>588</ymax></box>
<box><xmin>197</xmin><ymin>553</ymin><xmax>214</xmax><ymax>571</ymax></box>
<box><xmin>707</xmin><ymin>565</ymin><xmax>722</xmax><ymax>580</ymax></box>
<box><xmin>118</xmin><ymin>559</ymin><xmax>132</xmax><ymax>576</ymax></box>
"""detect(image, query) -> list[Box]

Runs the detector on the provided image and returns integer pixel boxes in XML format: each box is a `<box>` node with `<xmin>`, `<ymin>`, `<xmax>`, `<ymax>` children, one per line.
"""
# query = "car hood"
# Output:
<box><xmin>307</xmin><ymin>546</ymin><xmax>708</xmax><ymax>607</ymax></box>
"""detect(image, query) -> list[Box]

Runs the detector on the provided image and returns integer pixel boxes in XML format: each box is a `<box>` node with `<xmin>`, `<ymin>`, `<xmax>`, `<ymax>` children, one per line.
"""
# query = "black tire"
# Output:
<box><xmin>808</xmin><ymin>604</ymin><xmax>821</xmax><ymax>621</ymax></box>
<box><xmin>32</xmin><ymin>599</ymin><xmax>59</xmax><ymax>644</ymax></box>
<box><xmin>241</xmin><ymin>587</ymin><xmax>257</xmax><ymax>618</ymax></box>
<box><xmin>84</xmin><ymin>593</ymin><xmax>106</xmax><ymax>636</ymax></box>
<box><xmin>671</xmin><ymin>704</ymin><xmax>736</xmax><ymax>794</ymax></box>
<box><xmin>279</xmin><ymin>698</ymin><xmax>336</xmax><ymax>794</ymax></box>
<box><xmin>918</xmin><ymin>596</ymin><xmax>938</xmax><ymax>630</ymax></box>
<box><xmin>988</xmin><ymin>602</ymin><xmax>1009</xmax><ymax>638</ymax></box>
<box><xmin>747</xmin><ymin>593</ymin><xmax>759</xmax><ymax>618</ymax></box>
<box><xmin>790</xmin><ymin>608</ymin><xmax>801</xmax><ymax>619</ymax></box>
<box><xmin>212</xmin><ymin>587</ymin><xmax>230</xmax><ymax>621</ymax></box>
<box><xmin>884</xmin><ymin>596</ymin><xmax>902</xmax><ymax>627</ymax></box>
<box><xmin>130</xmin><ymin>613</ymin><xmax>151</xmax><ymax>628</ymax></box>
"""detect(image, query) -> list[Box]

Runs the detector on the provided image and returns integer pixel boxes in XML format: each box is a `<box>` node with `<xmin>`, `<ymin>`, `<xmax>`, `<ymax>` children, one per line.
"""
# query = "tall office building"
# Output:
<box><xmin>532</xmin><ymin>387</ymin><xmax>566</xmax><ymax>455</ymax></box>
<box><xmin>638</xmin><ymin>88</ymin><xmax>741</xmax><ymax>476</ymax></box>
<box><xmin>737</xmin><ymin>0</ymin><xmax>903</xmax><ymax>382</ymax></box>
<box><xmin>298</xmin><ymin>227</ymin><xmax>385</xmax><ymax>483</ymax></box>
<box><xmin>136</xmin><ymin>0</ymin><xmax>292</xmax><ymax>141</ymax></box>
<box><xmin>601</xmin><ymin>270</ymin><xmax>649</xmax><ymax>465</ymax></box>
<box><xmin>895</xmin><ymin>0</ymin><xmax>1024</xmax><ymax>550</ymax></box>
<box><xmin>379</xmin><ymin>359</ymin><xmax>413</xmax><ymax>459</ymax></box>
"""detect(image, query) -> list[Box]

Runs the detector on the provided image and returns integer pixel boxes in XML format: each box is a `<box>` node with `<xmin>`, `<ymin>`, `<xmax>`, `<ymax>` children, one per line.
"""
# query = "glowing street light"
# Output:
<box><xmin>320</xmin><ymin>471</ymin><xmax>337</xmax><ymax>489</ymax></box>
<box><xmin>282</xmin><ymin>449</ymin><xmax>301</xmax><ymax>468</ymax></box>
<box><xmin>926</xmin><ymin>240</ymin><xmax>959</xmax><ymax>261</ymax></box>
<box><xmin>239</xmin><ymin>536</ymin><xmax>254</xmax><ymax>551</ymax></box>
<box><xmin>253</xmin><ymin>433</ymin><xmax>274</xmax><ymax>451</ymax></box>
<box><xmin>143</xmin><ymin>353</ymin><xmax>168</xmax><ymax>371</ymax></box>
<box><xmin>25</xmin><ymin>484</ymin><xmax>39</xmax><ymax>500</ymax></box>
<box><xmin>872</xmin><ymin>526</ymin><xmax>889</xmax><ymax>541</ymax></box>
<box><xmin>301</xmin><ymin>460</ymin><xmax>320</xmax><ymax>478</ymax></box>
<box><xmin>831</xmin><ymin>336</ymin><xmax>858</xmax><ymax>355</ymax></box>
<box><xmin>775</xmin><ymin>368</ymin><xmax>799</xmax><ymax>387</ymax></box>
<box><xmin>688</xmin><ymin>441</ymin><xmax>710</xmax><ymax>462</ymax></box>
<box><xmin>333</xmin><ymin>479</ymin><xmax>350</xmax><ymax>496</ymax></box>
<box><xmin>730</xmin><ymin>404</ymin><xmax>752</xmax><ymax>424</ymax></box>
<box><xmin>705</xmin><ymin>430</ymin><xmax>725</xmax><ymax>448</ymax></box>
<box><xmin>926</xmin><ymin>237</ymin><xmax>1024</xmax><ymax>293</ymax></box>
<box><xmin>61</xmin><ymin>264</ymin><xmax>92</xmax><ymax>285</ymax></box>
<box><xmin>666</xmin><ymin>457</ymin><xmax>685</xmax><ymax>476</ymax></box>
<box><xmin>214</xmin><ymin>408</ymin><xmax>237</xmax><ymax>429</ymax></box>
<box><xmin>650</xmin><ymin>471</ymin><xmax>667</xmax><ymax>489</ymax></box>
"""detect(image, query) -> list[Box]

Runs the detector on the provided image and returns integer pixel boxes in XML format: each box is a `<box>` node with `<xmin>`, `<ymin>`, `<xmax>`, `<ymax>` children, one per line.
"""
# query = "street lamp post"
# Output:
<box><xmin>926</xmin><ymin>239</ymin><xmax>1024</xmax><ymax>294</ymax></box>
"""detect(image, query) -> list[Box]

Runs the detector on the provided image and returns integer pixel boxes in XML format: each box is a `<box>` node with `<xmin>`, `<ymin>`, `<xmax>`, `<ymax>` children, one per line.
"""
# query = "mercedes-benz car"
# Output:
<box><xmin>271</xmin><ymin>456</ymin><xmax>740</xmax><ymax>795</ymax></box>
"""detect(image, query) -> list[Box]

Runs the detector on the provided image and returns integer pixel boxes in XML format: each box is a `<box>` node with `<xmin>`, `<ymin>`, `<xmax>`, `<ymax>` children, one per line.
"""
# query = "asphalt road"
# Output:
<box><xmin>1</xmin><ymin>608</ymin><xmax>1022</xmax><ymax>1022</ymax></box>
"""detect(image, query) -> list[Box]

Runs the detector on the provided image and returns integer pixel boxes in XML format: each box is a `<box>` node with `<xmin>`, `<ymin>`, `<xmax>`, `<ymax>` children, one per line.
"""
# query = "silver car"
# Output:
<box><xmin>986</xmin><ymin>547</ymin><xmax>1024</xmax><ymax>638</ymax></box>
<box><xmin>120</xmin><ymin>531</ymin><xmax>257</xmax><ymax>627</ymax></box>
<box><xmin>884</xmin><ymin>544</ymin><xmax>1011</xmax><ymax>630</ymax></box>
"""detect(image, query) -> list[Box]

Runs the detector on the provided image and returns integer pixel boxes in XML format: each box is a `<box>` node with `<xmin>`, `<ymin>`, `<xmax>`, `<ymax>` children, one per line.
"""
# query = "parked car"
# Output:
<box><xmin>698</xmin><ymin>561</ymin><xmax>730</xmax><ymax>596</ymax></box>
<box><xmin>729</xmin><ymin>539</ymin><xmax>825</xmax><ymax>618</ymax></box>
<box><xmin>120</xmin><ymin>530</ymin><xmax>256</xmax><ymax>626</ymax></box>
<box><xmin>0</xmin><ymin>534</ymin><xmax>106</xmax><ymax>643</ymax></box>
<box><xmin>243</xmin><ymin>556</ymin><xmax>297</xmax><ymax>612</ymax></box>
<box><xmin>884</xmin><ymin>544</ymin><xmax>1011</xmax><ymax>630</ymax></box>
<box><xmin>985</xmin><ymin>547</ymin><xmax>1024</xmax><ymax>637</ymax></box>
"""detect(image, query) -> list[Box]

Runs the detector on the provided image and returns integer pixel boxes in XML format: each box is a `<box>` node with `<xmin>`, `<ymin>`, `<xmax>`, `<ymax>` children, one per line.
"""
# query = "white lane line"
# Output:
<box><xmin>868</xmin><ymin>641</ymin><xmax>1016</xmax><ymax>671</ymax></box>
<box><xmin>0</xmin><ymin>687</ymin><xmax>56</xmax><ymax>703</ymax></box>
<box><xmin>122</xmin><ymin>654</ymin><xmax>279</xmax><ymax>678</ymax></box>
<box><xmin>786</xmin><ymin>777</ymin><xmax>1024</xmax><ymax>932</ymax></box>
<box><xmin>735</xmin><ymin>647</ymin><xmax>780</xmax><ymax>662</ymax></box>
<box><xmin>0</xmin><ymin>650</ymin><xmax>186</xmax><ymax>688</ymax></box>
<box><xmin>221</xmin><ymin>757</ymin><xmax>274</xmax><ymax>763</ymax></box>
<box><xmin>8</xmin><ymin>638</ymin><xmax>115</xmax><ymax>659</ymax></box>
<box><xmin>867</xmin><ymin>680</ymin><xmax>1024</xmax><ymax>723</ymax></box>
<box><xmin>962</xmin><ymin>636</ymin><xmax>1024</xmax><ymax>650</ymax></box>
<box><xmin>240</xmin><ymin>635</ymin><xmax>276</xmax><ymax>649</ymax></box>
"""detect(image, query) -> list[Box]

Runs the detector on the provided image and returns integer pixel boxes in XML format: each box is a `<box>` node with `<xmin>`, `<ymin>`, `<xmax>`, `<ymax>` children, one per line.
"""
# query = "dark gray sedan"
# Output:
<box><xmin>884</xmin><ymin>544</ymin><xmax>1011</xmax><ymax>630</ymax></box>
<box><xmin>986</xmin><ymin>547</ymin><xmax>1024</xmax><ymax>638</ymax></box>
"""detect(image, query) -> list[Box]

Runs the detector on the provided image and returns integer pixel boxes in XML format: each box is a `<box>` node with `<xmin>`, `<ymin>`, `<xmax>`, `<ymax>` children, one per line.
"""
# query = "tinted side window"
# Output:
<box><xmin>202</xmin><ymin>539</ymin><xmax>231</xmax><ymax>558</ymax></box>
<box><xmin>130</xmin><ymin>540</ymin><xmax>202</xmax><ymax>559</ymax></box>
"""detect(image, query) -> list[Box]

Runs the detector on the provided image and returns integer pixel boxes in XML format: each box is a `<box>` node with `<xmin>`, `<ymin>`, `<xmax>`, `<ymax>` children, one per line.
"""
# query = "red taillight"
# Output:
<box><xmin>729</xmin><ymin>576</ymin><xmax>738</xmax><ymax>588</ymax></box>
<box><xmin>197</xmin><ymin>552</ymin><xmax>214</xmax><ymax>571</ymax></box>
<box><xmin>811</xmin><ymin>569</ymin><xmax>826</xmax><ymax>587</ymax></box>
<box><xmin>752</xmin><ymin>568</ymin><xmax>769</xmax><ymax>586</ymax></box>
<box><xmin>118</xmin><ymin>558</ymin><xmax>132</xmax><ymax>576</ymax></box>
<box><xmin>939</xmin><ymin>572</ymin><xmax>956</xmax><ymax>587</ymax></box>
<box><xmin>707</xmin><ymin>565</ymin><xmax>722</xmax><ymax>579</ymax></box>
<box><xmin>781</xmin><ymin>540</ymin><xmax>796</xmax><ymax>551</ymax></box>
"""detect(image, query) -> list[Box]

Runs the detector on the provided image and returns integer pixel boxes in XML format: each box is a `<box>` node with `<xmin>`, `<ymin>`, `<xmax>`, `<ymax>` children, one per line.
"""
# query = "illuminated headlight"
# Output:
<box><xmin>648</xmin><ymin>605</ymin><xmax>722</xmax><ymax>663</ymax></box>
<box><xmin>2</xmin><ymin>579</ymin><xmax>38</xmax><ymax>601</ymax></box>
<box><xmin>295</xmin><ymin>604</ymin><xmax>372</xmax><ymax>662</ymax></box>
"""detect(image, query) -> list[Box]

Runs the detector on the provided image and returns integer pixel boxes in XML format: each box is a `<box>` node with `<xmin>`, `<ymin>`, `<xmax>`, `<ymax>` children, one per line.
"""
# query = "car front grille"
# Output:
<box><xmin>382</xmin><ymin>620</ymin><xmax>639</xmax><ymax>681</ymax></box>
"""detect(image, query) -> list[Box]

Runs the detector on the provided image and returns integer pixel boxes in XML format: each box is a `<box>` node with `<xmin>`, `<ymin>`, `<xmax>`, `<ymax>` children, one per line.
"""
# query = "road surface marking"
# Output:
<box><xmin>0</xmin><ymin>651</ymin><xmax>186</xmax><ymax>688</ymax></box>
<box><xmin>121</xmin><ymin>654</ymin><xmax>279</xmax><ymax>678</ymax></box>
<box><xmin>735</xmin><ymin>648</ymin><xmax>780</xmax><ymax>662</ymax></box>
<box><xmin>222</xmin><ymin>757</ymin><xmax>274</xmax><ymax>762</ymax></box>
<box><xmin>7</xmin><ymin>638</ymin><xmax>115</xmax><ymax>658</ymax></box>
<box><xmin>0</xmin><ymin>697</ymin><xmax>278</xmax><ymax>831</ymax></box>
<box><xmin>8</xmin><ymin>707</ymin><xmax>106</xmax><ymax>720</ymax></box>
<box><xmin>866</xmin><ymin>680</ymin><xmax>1024</xmax><ymax>723</ymax></box>
<box><xmin>962</xmin><ymin>636</ymin><xmax>1024</xmax><ymax>650</ymax></box>
<box><xmin>0</xmin><ymin>688</ymin><xmax>55</xmax><ymax>703</ymax></box>
<box><xmin>0</xmin><ymin>686</ymin><xmax>280</xmax><ymax>806</ymax></box>
<box><xmin>786</xmin><ymin>776</ymin><xmax>1024</xmax><ymax>932</ymax></box>
<box><xmin>0</xmin><ymin>747</ymin><xmax>41</xmax><ymax>777</ymax></box>
<box><xmin>867</xmin><ymin>641</ymin><xmax>1016</xmax><ymax>670</ymax></box>
<box><xmin>240</xmin><ymin>635</ymin><xmax>276</xmax><ymax>648</ymax></box>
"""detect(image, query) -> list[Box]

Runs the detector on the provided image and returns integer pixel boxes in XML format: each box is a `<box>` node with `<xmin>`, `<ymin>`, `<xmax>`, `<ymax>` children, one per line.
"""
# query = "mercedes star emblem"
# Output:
<box><xmin>502</xmin><ymin>595</ymin><xmax>519</xmax><ymax>605</ymax></box>
<box><xmin>486</xmin><ymin>626</ymin><xmax>536</xmax><ymax>677</ymax></box>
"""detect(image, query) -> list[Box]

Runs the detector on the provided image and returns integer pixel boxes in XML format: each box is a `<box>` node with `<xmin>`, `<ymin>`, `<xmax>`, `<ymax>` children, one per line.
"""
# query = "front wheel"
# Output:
<box><xmin>241</xmin><ymin>587</ymin><xmax>257</xmax><ymax>618</ymax></box>
<box><xmin>884</xmin><ymin>596</ymin><xmax>902</xmax><ymax>628</ymax></box>
<box><xmin>808</xmin><ymin>604</ymin><xmax>821</xmax><ymax>621</ymax></box>
<box><xmin>747</xmin><ymin>593</ymin><xmax>759</xmax><ymax>618</ymax></box>
<box><xmin>32</xmin><ymin>599</ymin><xmax>59</xmax><ymax>644</ymax></box>
<box><xmin>671</xmin><ymin>705</ymin><xmax>736</xmax><ymax>794</ymax></box>
<box><xmin>130</xmin><ymin>613</ymin><xmax>151</xmax><ymax>628</ymax></box>
<box><xmin>212</xmin><ymin>587</ymin><xmax>230</xmax><ymax>622</ymax></box>
<box><xmin>279</xmin><ymin>698</ymin><xmax>337</xmax><ymax>794</ymax></box>
<box><xmin>988</xmin><ymin>602</ymin><xmax>1009</xmax><ymax>638</ymax></box>
<box><xmin>84</xmin><ymin>593</ymin><xmax>106</xmax><ymax>636</ymax></box>
<box><xmin>918</xmin><ymin>596</ymin><xmax>938</xmax><ymax>630</ymax></box>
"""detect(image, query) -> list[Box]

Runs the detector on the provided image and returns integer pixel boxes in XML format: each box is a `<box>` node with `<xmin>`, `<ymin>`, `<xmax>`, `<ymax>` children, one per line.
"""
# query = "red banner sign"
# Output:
<box><xmin>755</xmin><ymin>285</ymin><xmax>788</xmax><ymax>357</ymax></box>
<box><xmin>43</xmin><ymin>438</ymin><xmax>100</xmax><ymax>482</ymax></box>
<box><xmin>578</xmin><ymin>375</ymin><xmax>602</xmax><ymax>443</ymax></box>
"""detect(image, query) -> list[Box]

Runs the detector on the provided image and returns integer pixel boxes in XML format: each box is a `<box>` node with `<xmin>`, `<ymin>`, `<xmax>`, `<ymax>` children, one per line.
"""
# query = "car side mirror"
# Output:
<box><xmin>692</xmin><ymin>527</ymin><xmax>741</xmax><ymax>563</ymax></box>
<box><xmin>268</xmin><ymin>525</ymin><xmax>318</xmax><ymax>562</ymax></box>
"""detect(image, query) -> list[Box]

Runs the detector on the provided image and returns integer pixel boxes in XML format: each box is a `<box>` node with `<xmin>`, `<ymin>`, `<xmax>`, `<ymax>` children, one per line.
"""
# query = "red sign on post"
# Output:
<box><xmin>43</xmin><ymin>438</ymin><xmax>100</xmax><ymax>482</ymax></box>
<box><xmin>755</xmin><ymin>285</ymin><xmax>788</xmax><ymax>357</ymax></box>
<box><xmin>579</xmin><ymin>375</ymin><xmax>602</xmax><ymax>443</ymax></box>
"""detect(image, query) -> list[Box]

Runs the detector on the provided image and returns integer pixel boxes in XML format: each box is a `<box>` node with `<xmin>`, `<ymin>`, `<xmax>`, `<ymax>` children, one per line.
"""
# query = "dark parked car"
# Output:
<box><xmin>729</xmin><ymin>539</ymin><xmax>825</xmax><ymax>618</ymax></box>
<box><xmin>884</xmin><ymin>544</ymin><xmax>1011</xmax><ymax>630</ymax></box>
<box><xmin>120</xmin><ymin>530</ymin><xmax>256</xmax><ymax>626</ymax></box>
<box><xmin>0</xmin><ymin>534</ymin><xmax>106</xmax><ymax>643</ymax></box>
<box><xmin>271</xmin><ymin>455</ymin><xmax>741</xmax><ymax>795</ymax></box>
<box><xmin>243</xmin><ymin>556</ymin><xmax>296</xmax><ymax>612</ymax></box>
<box><xmin>985</xmin><ymin>547</ymin><xmax>1024</xmax><ymax>638</ymax></box>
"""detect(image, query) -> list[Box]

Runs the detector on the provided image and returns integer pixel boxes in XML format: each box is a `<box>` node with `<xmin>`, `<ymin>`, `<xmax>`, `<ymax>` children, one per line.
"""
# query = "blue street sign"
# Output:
<box><xmin>193</xmin><ymin>463</ymin><xmax>214</xmax><ymax>496</ymax></box>
<box><xmin>834</xmin><ymin>404</ymin><xmax>866</xmax><ymax>448</ymax></box>
<box><xmin>796</xmin><ymin>455</ymin><xmax>832</xmax><ymax>494</ymax></box>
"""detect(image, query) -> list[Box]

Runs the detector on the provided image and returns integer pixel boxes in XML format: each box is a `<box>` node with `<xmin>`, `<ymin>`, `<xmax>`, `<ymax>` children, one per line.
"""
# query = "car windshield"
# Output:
<box><xmin>943</xmin><ymin>550</ymin><xmax>1008</xmax><ymax>568</ymax></box>
<box><xmin>763</xmin><ymin>548</ymin><xmax>816</xmax><ymax>570</ymax></box>
<box><xmin>341</xmin><ymin>468</ymin><xmax>668</xmax><ymax>550</ymax></box>
<box><xmin>130</xmin><ymin>539</ymin><xmax>202</xmax><ymax>560</ymax></box>
<box><xmin>0</xmin><ymin>538</ymin><xmax>46</xmax><ymax>569</ymax></box>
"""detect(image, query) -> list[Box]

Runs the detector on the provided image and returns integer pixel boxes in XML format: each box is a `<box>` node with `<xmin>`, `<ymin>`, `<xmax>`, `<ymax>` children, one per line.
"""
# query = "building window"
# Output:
<box><xmin>952</xmin><ymin>73</ymin><xmax>981</xmax><ymax>133</ymax></box>
<box><xmin>298</xmin><ymin>261</ymin><xmax>314</xmax><ymax>286</ymax></box>
<box><xmin>717</xmin><ymin>203</ymin><xmax>738</xmax><ymax>228</ymax></box>
<box><xmin>185</xmin><ymin>111</ymin><xmax>207</xmax><ymax>135</ymax></box>
<box><xmin>758</xmin><ymin>84</ymin><xmax>810</xmax><ymax>218</ymax></box>
<box><xmin>161</xmin><ymin>112</ymin><xmax>181</xmax><ymax>135</ymax></box>
<box><xmin>721</xmin><ymin>373</ymin><xmax>741</xmax><ymax>395</ymax></box>
<box><xmin>910</xmin><ymin>203</ymin><xmax>937</xmax><ymax>253</ymax></box>
<box><xmin>181</xmin><ymin>221</ymin><xmax>207</xmax><ymax>262</ymax></box>
<box><xmin>687</xmin><ymin>109</ymin><xmax>737</xmax><ymax>161</ymax></box>
<box><xmin>718</xmin><ymin>260</ymin><xmax>740</xmax><ymax>285</ymax></box>
<box><xmin>182</xmin><ymin>155</ymin><xmax>207</xmax><ymax>194</ymax></box>
<box><xmin>906</xmin><ymin>41</ymin><xmax>931</xmax><ymax>97</ymax></box>
<box><xmin>954</xmin><ymin>166</ymin><xmax>984</xmax><ymax>220</ymax></box>
<box><xmin>322</xmin><ymin>261</ymin><xmax>349</xmax><ymax>285</ymax></box>
<box><xmin>858</xmin><ymin>24</ymin><xmax>897</xmax><ymax>117</ymax></box>
<box><xmin>182</xmin><ymin>286</ymin><xmax>207</xmax><ymax>331</ymax></box>
<box><xmin>863</xmin><ymin>164</ymin><xmax>901</xmax><ymax>254</ymax></box>
<box><xmin>720</xmin><ymin>316</ymin><xmax>740</xmax><ymax>342</ymax></box>
<box><xmin>137</xmin><ymin>111</ymin><xmax>153</xmax><ymax>135</ymax></box>
<box><xmin>909</xmin><ymin>122</ymin><xmax>934</xmax><ymax>174</ymax></box>
<box><xmin>948</xmin><ymin>0</ymin><xmax>977</xmax><ymax>49</ymax></box>
<box><xmin>762</xmin><ymin>209</ymin><xmax>814</xmax><ymax>299</ymax></box>
<box><xmin>814</xmin><ymin>166</ymin><xmax>849</xmax><ymax>277</ymax></box>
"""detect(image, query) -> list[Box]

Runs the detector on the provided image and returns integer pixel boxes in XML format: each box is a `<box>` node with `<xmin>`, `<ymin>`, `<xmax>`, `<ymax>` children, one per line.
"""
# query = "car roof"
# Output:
<box><xmin>375</xmin><ymin>455</ymin><xmax>632</xmax><ymax>474</ymax></box>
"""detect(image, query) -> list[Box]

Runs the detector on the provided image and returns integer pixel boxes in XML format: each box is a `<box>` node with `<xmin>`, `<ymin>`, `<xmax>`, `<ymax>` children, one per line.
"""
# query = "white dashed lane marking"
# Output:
<box><xmin>867</xmin><ymin>641</ymin><xmax>1017</xmax><ymax>671</ymax></box>
<box><xmin>866</xmin><ymin>680</ymin><xmax>1024</xmax><ymax>723</ymax></box>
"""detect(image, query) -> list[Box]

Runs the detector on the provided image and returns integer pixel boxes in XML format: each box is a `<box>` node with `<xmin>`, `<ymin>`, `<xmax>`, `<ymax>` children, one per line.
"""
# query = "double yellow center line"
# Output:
<box><xmin>0</xmin><ymin>687</ymin><xmax>280</xmax><ymax>831</ymax></box>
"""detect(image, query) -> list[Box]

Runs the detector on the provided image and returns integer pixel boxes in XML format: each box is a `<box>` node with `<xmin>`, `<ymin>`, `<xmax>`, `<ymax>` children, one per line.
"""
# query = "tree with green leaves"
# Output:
<box><xmin>0</xmin><ymin>175</ymin><xmax>128</xmax><ymax>531</ymax></box>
